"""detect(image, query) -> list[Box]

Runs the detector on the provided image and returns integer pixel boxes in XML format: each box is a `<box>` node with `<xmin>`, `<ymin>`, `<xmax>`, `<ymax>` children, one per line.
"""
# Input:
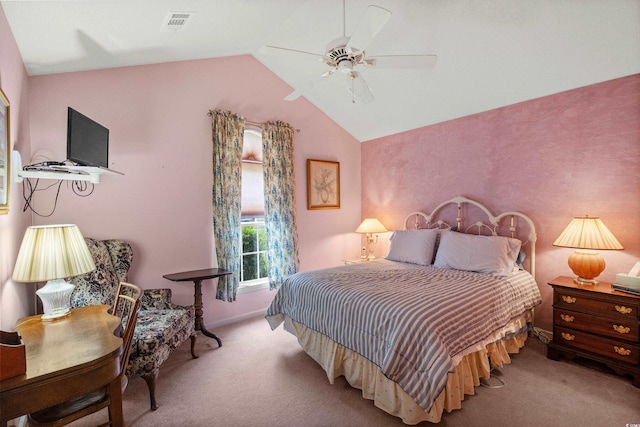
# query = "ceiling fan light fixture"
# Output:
<box><xmin>338</xmin><ymin>60</ymin><xmax>353</xmax><ymax>73</ymax></box>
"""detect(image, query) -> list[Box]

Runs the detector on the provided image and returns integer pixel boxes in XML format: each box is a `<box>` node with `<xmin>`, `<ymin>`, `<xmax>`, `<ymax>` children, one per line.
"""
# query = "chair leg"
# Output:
<box><xmin>108</xmin><ymin>376</ymin><xmax>125</xmax><ymax>427</ymax></box>
<box><xmin>190</xmin><ymin>334</ymin><xmax>199</xmax><ymax>359</ymax></box>
<box><xmin>141</xmin><ymin>371</ymin><xmax>159</xmax><ymax>411</ymax></box>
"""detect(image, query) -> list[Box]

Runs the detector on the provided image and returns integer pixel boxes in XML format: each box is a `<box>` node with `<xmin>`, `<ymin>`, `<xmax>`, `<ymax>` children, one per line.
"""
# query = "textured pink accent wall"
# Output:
<box><xmin>362</xmin><ymin>74</ymin><xmax>640</xmax><ymax>331</ymax></box>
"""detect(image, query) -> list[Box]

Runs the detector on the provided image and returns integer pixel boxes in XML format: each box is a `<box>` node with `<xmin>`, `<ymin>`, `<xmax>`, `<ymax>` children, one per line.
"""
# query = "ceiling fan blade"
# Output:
<box><xmin>284</xmin><ymin>90</ymin><xmax>303</xmax><ymax>101</ymax></box>
<box><xmin>345</xmin><ymin>5</ymin><xmax>391</xmax><ymax>54</ymax></box>
<box><xmin>259</xmin><ymin>45</ymin><xmax>324</xmax><ymax>62</ymax></box>
<box><xmin>346</xmin><ymin>71</ymin><xmax>374</xmax><ymax>104</ymax></box>
<box><xmin>284</xmin><ymin>80</ymin><xmax>315</xmax><ymax>101</ymax></box>
<box><xmin>367</xmin><ymin>54</ymin><xmax>438</xmax><ymax>70</ymax></box>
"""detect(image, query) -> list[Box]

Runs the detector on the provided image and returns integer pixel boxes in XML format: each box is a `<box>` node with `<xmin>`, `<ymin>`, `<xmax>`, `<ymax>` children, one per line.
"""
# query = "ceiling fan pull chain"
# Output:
<box><xmin>351</xmin><ymin>78</ymin><xmax>355</xmax><ymax>104</ymax></box>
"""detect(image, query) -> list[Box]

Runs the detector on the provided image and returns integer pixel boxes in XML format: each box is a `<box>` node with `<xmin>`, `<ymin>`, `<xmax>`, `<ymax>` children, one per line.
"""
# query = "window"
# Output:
<box><xmin>241</xmin><ymin>218</ymin><xmax>267</xmax><ymax>282</ymax></box>
<box><xmin>239</xmin><ymin>128</ymin><xmax>268</xmax><ymax>292</ymax></box>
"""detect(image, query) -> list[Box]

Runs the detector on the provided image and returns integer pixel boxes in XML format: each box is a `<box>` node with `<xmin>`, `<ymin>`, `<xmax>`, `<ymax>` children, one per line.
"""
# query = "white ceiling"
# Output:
<box><xmin>3</xmin><ymin>0</ymin><xmax>640</xmax><ymax>142</ymax></box>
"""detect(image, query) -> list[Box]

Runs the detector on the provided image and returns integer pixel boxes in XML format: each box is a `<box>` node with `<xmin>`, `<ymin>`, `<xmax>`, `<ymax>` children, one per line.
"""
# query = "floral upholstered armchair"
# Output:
<box><xmin>69</xmin><ymin>238</ymin><xmax>197</xmax><ymax>411</ymax></box>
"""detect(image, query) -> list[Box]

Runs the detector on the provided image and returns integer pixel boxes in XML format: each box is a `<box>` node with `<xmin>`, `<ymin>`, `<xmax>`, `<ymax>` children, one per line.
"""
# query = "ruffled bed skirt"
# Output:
<box><xmin>283</xmin><ymin>310</ymin><xmax>533</xmax><ymax>425</ymax></box>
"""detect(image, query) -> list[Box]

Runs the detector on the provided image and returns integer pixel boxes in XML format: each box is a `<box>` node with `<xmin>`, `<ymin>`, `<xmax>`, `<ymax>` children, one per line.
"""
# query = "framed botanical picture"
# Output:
<box><xmin>0</xmin><ymin>88</ymin><xmax>9</xmax><ymax>215</ymax></box>
<box><xmin>307</xmin><ymin>159</ymin><xmax>340</xmax><ymax>210</ymax></box>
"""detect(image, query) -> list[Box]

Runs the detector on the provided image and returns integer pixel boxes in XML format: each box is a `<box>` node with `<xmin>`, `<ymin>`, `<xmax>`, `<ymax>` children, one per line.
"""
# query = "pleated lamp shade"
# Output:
<box><xmin>553</xmin><ymin>216</ymin><xmax>623</xmax><ymax>285</ymax></box>
<box><xmin>13</xmin><ymin>224</ymin><xmax>95</xmax><ymax>320</ymax></box>
<box><xmin>553</xmin><ymin>216</ymin><xmax>623</xmax><ymax>250</ymax></box>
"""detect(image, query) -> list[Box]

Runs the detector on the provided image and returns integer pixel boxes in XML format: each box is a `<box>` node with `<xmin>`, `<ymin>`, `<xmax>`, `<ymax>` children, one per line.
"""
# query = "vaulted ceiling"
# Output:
<box><xmin>3</xmin><ymin>0</ymin><xmax>639</xmax><ymax>142</ymax></box>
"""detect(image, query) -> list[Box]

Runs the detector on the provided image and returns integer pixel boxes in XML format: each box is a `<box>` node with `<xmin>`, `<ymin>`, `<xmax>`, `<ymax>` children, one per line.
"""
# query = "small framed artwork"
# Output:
<box><xmin>0</xmin><ymin>88</ymin><xmax>9</xmax><ymax>215</ymax></box>
<box><xmin>307</xmin><ymin>159</ymin><xmax>340</xmax><ymax>210</ymax></box>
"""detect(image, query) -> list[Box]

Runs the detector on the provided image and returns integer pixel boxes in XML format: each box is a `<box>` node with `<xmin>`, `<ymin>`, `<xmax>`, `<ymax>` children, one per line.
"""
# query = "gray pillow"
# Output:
<box><xmin>433</xmin><ymin>232</ymin><xmax>521</xmax><ymax>276</ymax></box>
<box><xmin>386</xmin><ymin>229</ymin><xmax>439</xmax><ymax>266</ymax></box>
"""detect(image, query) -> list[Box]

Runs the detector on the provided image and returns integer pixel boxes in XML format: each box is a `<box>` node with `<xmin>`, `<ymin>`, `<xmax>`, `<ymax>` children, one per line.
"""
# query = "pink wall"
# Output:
<box><xmin>18</xmin><ymin>55</ymin><xmax>361</xmax><ymax>328</ymax></box>
<box><xmin>362</xmin><ymin>74</ymin><xmax>640</xmax><ymax>332</ymax></box>
<box><xmin>0</xmin><ymin>5</ymin><xmax>34</xmax><ymax>330</ymax></box>
<box><xmin>3</xmin><ymin>1</ymin><xmax>638</xmax><ymax>335</ymax></box>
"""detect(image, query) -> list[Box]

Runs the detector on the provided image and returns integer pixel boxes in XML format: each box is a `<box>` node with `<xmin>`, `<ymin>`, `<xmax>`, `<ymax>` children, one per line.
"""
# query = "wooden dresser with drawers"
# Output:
<box><xmin>547</xmin><ymin>276</ymin><xmax>640</xmax><ymax>387</ymax></box>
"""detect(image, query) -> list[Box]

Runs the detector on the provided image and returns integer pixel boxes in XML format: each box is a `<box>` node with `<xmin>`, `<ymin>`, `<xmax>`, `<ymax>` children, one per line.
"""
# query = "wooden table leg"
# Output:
<box><xmin>192</xmin><ymin>279</ymin><xmax>222</xmax><ymax>347</ymax></box>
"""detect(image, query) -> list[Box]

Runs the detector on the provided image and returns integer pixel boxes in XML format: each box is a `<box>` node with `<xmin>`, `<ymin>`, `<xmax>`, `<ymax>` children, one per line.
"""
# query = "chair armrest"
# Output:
<box><xmin>141</xmin><ymin>288</ymin><xmax>191</xmax><ymax>311</ymax></box>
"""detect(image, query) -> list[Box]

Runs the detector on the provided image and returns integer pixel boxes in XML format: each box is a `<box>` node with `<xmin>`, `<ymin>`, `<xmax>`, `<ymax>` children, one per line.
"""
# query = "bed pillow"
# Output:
<box><xmin>386</xmin><ymin>229</ymin><xmax>439</xmax><ymax>266</ymax></box>
<box><xmin>433</xmin><ymin>232</ymin><xmax>522</xmax><ymax>276</ymax></box>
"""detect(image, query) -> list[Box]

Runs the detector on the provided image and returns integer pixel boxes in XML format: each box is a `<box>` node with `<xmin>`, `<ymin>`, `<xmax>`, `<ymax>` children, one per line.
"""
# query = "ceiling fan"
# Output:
<box><xmin>259</xmin><ymin>2</ymin><xmax>437</xmax><ymax>104</ymax></box>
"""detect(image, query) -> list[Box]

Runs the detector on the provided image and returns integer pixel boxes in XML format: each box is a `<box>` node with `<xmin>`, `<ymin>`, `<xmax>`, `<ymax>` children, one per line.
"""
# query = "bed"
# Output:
<box><xmin>265</xmin><ymin>196</ymin><xmax>542</xmax><ymax>424</ymax></box>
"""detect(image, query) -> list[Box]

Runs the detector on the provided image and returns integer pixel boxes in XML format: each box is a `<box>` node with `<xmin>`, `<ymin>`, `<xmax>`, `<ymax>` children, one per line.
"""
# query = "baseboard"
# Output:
<box><xmin>205</xmin><ymin>309</ymin><xmax>265</xmax><ymax>330</ymax></box>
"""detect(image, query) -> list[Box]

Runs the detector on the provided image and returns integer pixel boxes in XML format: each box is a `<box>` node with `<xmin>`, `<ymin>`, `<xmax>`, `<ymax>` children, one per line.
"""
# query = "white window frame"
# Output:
<box><xmin>239</xmin><ymin>218</ymin><xmax>269</xmax><ymax>293</ymax></box>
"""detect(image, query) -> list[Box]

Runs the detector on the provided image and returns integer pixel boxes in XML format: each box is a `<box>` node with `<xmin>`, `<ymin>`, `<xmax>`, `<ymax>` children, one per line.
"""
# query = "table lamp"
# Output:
<box><xmin>552</xmin><ymin>215</ymin><xmax>623</xmax><ymax>285</ymax></box>
<box><xmin>355</xmin><ymin>218</ymin><xmax>388</xmax><ymax>260</ymax></box>
<box><xmin>12</xmin><ymin>224</ymin><xmax>95</xmax><ymax>320</ymax></box>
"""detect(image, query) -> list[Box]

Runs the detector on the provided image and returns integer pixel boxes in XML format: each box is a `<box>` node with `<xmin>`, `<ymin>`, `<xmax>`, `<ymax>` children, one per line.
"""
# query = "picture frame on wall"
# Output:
<box><xmin>0</xmin><ymin>88</ymin><xmax>10</xmax><ymax>215</ymax></box>
<box><xmin>307</xmin><ymin>159</ymin><xmax>340</xmax><ymax>210</ymax></box>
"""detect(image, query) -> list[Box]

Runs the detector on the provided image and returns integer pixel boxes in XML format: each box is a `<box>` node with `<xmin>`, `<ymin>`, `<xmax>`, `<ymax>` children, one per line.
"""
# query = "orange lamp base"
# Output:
<box><xmin>567</xmin><ymin>249</ymin><xmax>606</xmax><ymax>285</ymax></box>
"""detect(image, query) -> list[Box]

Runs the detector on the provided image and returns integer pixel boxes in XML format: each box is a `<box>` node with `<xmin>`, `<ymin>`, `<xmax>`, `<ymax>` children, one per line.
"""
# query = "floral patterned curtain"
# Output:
<box><xmin>262</xmin><ymin>121</ymin><xmax>299</xmax><ymax>290</ymax></box>
<box><xmin>209</xmin><ymin>109</ymin><xmax>244</xmax><ymax>301</ymax></box>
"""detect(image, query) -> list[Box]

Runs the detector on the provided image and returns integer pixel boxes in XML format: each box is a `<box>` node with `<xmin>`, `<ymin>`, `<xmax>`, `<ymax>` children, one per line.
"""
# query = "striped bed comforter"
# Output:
<box><xmin>265</xmin><ymin>259</ymin><xmax>541</xmax><ymax>412</ymax></box>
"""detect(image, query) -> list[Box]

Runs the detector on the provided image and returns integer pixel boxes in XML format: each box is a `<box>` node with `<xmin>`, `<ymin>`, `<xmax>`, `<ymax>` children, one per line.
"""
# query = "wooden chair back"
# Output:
<box><xmin>27</xmin><ymin>282</ymin><xmax>142</xmax><ymax>427</ymax></box>
<box><xmin>112</xmin><ymin>282</ymin><xmax>142</xmax><ymax>379</ymax></box>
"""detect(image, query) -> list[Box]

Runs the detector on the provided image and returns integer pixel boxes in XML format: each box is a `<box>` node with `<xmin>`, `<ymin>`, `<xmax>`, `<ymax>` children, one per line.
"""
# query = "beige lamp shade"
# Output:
<box><xmin>356</xmin><ymin>218</ymin><xmax>388</xmax><ymax>261</ymax></box>
<box><xmin>553</xmin><ymin>216</ymin><xmax>623</xmax><ymax>250</ymax></box>
<box><xmin>13</xmin><ymin>224</ymin><xmax>95</xmax><ymax>282</ymax></box>
<box><xmin>553</xmin><ymin>216</ymin><xmax>623</xmax><ymax>285</ymax></box>
<box><xmin>355</xmin><ymin>218</ymin><xmax>388</xmax><ymax>234</ymax></box>
<box><xmin>13</xmin><ymin>224</ymin><xmax>95</xmax><ymax>320</ymax></box>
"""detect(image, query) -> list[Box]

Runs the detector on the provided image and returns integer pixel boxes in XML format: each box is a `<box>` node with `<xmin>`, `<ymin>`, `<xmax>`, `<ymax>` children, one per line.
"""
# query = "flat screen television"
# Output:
<box><xmin>66</xmin><ymin>107</ymin><xmax>109</xmax><ymax>168</ymax></box>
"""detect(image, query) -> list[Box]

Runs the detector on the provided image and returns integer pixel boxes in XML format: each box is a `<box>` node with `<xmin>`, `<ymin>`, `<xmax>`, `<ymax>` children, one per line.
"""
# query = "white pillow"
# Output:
<box><xmin>433</xmin><ymin>232</ymin><xmax>521</xmax><ymax>276</ymax></box>
<box><xmin>386</xmin><ymin>229</ymin><xmax>439</xmax><ymax>266</ymax></box>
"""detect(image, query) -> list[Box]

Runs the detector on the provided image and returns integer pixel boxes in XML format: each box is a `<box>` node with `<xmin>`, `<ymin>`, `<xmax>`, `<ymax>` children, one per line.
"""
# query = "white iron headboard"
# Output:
<box><xmin>403</xmin><ymin>196</ymin><xmax>537</xmax><ymax>278</ymax></box>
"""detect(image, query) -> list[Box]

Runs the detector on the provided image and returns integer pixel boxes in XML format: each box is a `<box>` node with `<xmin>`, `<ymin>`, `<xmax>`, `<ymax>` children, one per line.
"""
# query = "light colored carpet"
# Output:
<box><xmin>53</xmin><ymin>315</ymin><xmax>640</xmax><ymax>426</ymax></box>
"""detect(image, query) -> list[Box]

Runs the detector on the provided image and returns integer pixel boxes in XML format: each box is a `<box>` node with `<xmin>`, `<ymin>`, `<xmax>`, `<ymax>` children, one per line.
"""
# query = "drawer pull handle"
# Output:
<box><xmin>561</xmin><ymin>332</ymin><xmax>575</xmax><ymax>341</ymax></box>
<box><xmin>615</xmin><ymin>305</ymin><xmax>632</xmax><ymax>315</ymax></box>
<box><xmin>562</xmin><ymin>296</ymin><xmax>576</xmax><ymax>304</ymax></box>
<box><xmin>614</xmin><ymin>346</ymin><xmax>631</xmax><ymax>356</ymax></box>
<box><xmin>613</xmin><ymin>325</ymin><xmax>630</xmax><ymax>334</ymax></box>
<box><xmin>560</xmin><ymin>314</ymin><xmax>574</xmax><ymax>323</ymax></box>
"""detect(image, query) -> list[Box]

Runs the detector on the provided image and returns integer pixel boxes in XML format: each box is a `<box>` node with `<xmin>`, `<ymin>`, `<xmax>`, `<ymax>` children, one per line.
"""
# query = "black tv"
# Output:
<box><xmin>66</xmin><ymin>107</ymin><xmax>109</xmax><ymax>168</ymax></box>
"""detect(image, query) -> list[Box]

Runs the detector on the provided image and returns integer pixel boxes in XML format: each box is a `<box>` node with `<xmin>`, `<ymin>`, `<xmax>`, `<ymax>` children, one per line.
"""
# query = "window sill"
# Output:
<box><xmin>238</xmin><ymin>279</ymin><xmax>269</xmax><ymax>294</ymax></box>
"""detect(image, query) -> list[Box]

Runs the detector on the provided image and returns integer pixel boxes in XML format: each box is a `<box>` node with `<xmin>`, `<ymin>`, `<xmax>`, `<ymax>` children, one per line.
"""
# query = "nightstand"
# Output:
<box><xmin>547</xmin><ymin>276</ymin><xmax>640</xmax><ymax>387</ymax></box>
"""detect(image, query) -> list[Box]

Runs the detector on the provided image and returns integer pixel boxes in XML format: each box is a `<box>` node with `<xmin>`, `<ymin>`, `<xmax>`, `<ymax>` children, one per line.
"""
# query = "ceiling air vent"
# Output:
<box><xmin>162</xmin><ymin>12</ymin><xmax>194</xmax><ymax>32</ymax></box>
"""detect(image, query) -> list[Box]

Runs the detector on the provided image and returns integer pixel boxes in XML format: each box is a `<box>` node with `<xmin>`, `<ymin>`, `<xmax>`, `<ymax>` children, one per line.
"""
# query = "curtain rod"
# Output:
<box><xmin>208</xmin><ymin>109</ymin><xmax>299</xmax><ymax>132</ymax></box>
<box><xmin>246</xmin><ymin>119</ymin><xmax>300</xmax><ymax>133</ymax></box>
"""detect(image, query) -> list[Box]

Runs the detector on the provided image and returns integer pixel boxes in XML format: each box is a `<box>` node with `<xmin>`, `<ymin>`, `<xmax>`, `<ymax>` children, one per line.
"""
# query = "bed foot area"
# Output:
<box><xmin>285</xmin><ymin>316</ymin><xmax>529</xmax><ymax>425</ymax></box>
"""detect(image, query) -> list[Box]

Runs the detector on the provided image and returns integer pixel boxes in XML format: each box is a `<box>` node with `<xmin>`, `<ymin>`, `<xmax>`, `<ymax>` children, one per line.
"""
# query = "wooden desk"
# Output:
<box><xmin>0</xmin><ymin>305</ymin><xmax>124</xmax><ymax>426</ymax></box>
<box><xmin>163</xmin><ymin>268</ymin><xmax>232</xmax><ymax>347</ymax></box>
